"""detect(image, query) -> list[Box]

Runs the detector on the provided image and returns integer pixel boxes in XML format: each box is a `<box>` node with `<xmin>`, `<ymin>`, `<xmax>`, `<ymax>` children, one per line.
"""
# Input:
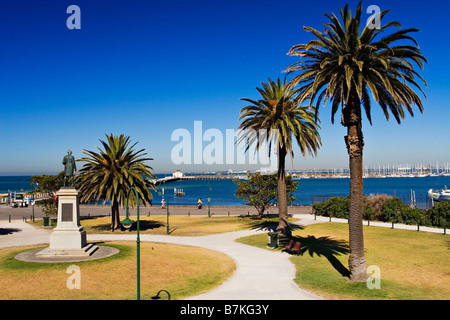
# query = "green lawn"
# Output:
<box><xmin>22</xmin><ymin>216</ymin><xmax>450</xmax><ymax>299</ymax></box>
<box><xmin>237</xmin><ymin>222</ymin><xmax>450</xmax><ymax>300</ymax></box>
<box><xmin>0</xmin><ymin>241</ymin><xmax>235</xmax><ymax>300</ymax></box>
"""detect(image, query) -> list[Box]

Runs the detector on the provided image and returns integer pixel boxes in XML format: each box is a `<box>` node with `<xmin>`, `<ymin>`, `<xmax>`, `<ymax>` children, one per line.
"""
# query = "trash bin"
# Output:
<box><xmin>267</xmin><ymin>232</ymin><xmax>279</xmax><ymax>248</ymax></box>
<box><xmin>43</xmin><ymin>216</ymin><xmax>50</xmax><ymax>227</ymax></box>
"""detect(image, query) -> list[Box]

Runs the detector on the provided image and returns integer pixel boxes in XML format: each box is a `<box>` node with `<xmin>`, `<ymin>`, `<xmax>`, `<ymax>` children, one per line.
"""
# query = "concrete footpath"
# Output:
<box><xmin>0</xmin><ymin>215</ymin><xmax>323</xmax><ymax>300</ymax></box>
<box><xmin>88</xmin><ymin>228</ymin><xmax>323</xmax><ymax>300</ymax></box>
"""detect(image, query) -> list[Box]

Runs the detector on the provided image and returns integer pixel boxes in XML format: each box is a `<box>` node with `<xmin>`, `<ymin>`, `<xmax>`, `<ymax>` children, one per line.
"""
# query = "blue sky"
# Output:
<box><xmin>0</xmin><ymin>0</ymin><xmax>449</xmax><ymax>175</ymax></box>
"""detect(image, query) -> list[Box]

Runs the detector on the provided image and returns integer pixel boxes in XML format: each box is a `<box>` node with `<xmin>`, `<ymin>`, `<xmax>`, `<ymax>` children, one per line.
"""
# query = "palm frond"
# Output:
<box><xmin>285</xmin><ymin>1</ymin><xmax>427</xmax><ymax>125</ymax></box>
<box><xmin>76</xmin><ymin>133</ymin><xmax>156</xmax><ymax>207</ymax></box>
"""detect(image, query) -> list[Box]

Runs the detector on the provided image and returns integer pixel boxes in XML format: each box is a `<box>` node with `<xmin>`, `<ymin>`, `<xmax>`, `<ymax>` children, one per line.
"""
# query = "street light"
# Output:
<box><xmin>121</xmin><ymin>186</ymin><xmax>141</xmax><ymax>300</ymax></box>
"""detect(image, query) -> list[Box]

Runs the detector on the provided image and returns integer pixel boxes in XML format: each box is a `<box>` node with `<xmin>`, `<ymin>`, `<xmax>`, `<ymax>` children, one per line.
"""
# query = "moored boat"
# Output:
<box><xmin>428</xmin><ymin>186</ymin><xmax>450</xmax><ymax>202</ymax></box>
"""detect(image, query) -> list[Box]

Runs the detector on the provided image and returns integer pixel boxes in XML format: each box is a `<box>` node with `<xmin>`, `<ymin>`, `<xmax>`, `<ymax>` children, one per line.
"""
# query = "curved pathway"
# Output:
<box><xmin>88</xmin><ymin>229</ymin><xmax>322</xmax><ymax>300</ymax></box>
<box><xmin>2</xmin><ymin>214</ymin><xmax>445</xmax><ymax>300</ymax></box>
<box><xmin>0</xmin><ymin>217</ymin><xmax>323</xmax><ymax>300</ymax></box>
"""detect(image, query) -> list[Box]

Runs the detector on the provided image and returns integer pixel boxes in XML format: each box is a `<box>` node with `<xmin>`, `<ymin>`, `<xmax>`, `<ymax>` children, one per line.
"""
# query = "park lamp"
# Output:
<box><xmin>121</xmin><ymin>217</ymin><xmax>134</xmax><ymax>229</ymax></box>
<box><xmin>120</xmin><ymin>186</ymin><xmax>141</xmax><ymax>300</ymax></box>
<box><xmin>121</xmin><ymin>188</ymin><xmax>138</xmax><ymax>229</ymax></box>
<box><xmin>121</xmin><ymin>202</ymin><xmax>134</xmax><ymax>230</ymax></box>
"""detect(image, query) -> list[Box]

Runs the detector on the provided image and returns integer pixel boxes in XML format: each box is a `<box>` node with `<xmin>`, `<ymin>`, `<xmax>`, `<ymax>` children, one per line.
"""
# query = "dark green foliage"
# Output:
<box><xmin>427</xmin><ymin>201</ymin><xmax>450</xmax><ymax>228</ymax></box>
<box><xmin>313</xmin><ymin>195</ymin><xmax>450</xmax><ymax>228</ymax></box>
<box><xmin>30</xmin><ymin>172</ymin><xmax>64</xmax><ymax>194</ymax></box>
<box><xmin>30</xmin><ymin>172</ymin><xmax>65</xmax><ymax>216</ymax></box>
<box><xmin>313</xmin><ymin>196</ymin><xmax>349</xmax><ymax>219</ymax></box>
<box><xmin>380</xmin><ymin>197</ymin><xmax>405</xmax><ymax>223</ymax></box>
<box><xmin>234</xmin><ymin>173</ymin><xmax>298</xmax><ymax>217</ymax></box>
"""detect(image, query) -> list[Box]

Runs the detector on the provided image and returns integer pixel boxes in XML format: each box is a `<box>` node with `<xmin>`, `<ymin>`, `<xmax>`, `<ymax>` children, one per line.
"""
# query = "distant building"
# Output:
<box><xmin>173</xmin><ymin>170</ymin><xmax>184</xmax><ymax>179</ymax></box>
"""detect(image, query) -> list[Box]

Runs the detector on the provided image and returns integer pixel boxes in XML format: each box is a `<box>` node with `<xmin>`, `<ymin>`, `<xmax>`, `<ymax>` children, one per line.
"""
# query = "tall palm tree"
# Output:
<box><xmin>285</xmin><ymin>2</ymin><xmax>427</xmax><ymax>281</ymax></box>
<box><xmin>76</xmin><ymin>133</ymin><xmax>156</xmax><ymax>231</ymax></box>
<box><xmin>238</xmin><ymin>77</ymin><xmax>321</xmax><ymax>237</ymax></box>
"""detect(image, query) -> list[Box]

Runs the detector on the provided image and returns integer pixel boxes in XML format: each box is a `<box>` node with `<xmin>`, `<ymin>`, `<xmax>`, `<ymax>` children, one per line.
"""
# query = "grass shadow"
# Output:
<box><xmin>91</xmin><ymin>220</ymin><xmax>165</xmax><ymax>232</ymax></box>
<box><xmin>239</xmin><ymin>213</ymin><xmax>304</xmax><ymax>232</ymax></box>
<box><xmin>0</xmin><ymin>228</ymin><xmax>21</xmax><ymax>235</ymax></box>
<box><xmin>80</xmin><ymin>214</ymin><xmax>109</xmax><ymax>220</ymax></box>
<box><xmin>284</xmin><ymin>235</ymin><xmax>351</xmax><ymax>278</ymax></box>
<box><xmin>124</xmin><ymin>220</ymin><xmax>165</xmax><ymax>231</ymax></box>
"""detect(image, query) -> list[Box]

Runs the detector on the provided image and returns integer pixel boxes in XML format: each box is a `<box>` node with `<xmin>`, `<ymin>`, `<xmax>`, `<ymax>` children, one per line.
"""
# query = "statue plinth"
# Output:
<box><xmin>37</xmin><ymin>187</ymin><xmax>98</xmax><ymax>257</ymax></box>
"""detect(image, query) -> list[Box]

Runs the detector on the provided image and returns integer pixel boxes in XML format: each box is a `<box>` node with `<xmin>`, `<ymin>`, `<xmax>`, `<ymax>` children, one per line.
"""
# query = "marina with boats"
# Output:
<box><xmin>2</xmin><ymin>162</ymin><xmax>449</xmax><ymax>208</ymax></box>
<box><xmin>153</xmin><ymin>162</ymin><xmax>450</xmax><ymax>185</ymax></box>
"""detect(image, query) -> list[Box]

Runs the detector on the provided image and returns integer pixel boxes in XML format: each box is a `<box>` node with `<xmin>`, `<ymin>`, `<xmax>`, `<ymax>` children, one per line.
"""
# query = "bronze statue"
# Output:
<box><xmin>62</xmin><ymin>150</ymin><xmax>77</xmax><ymax>187</ymax></box>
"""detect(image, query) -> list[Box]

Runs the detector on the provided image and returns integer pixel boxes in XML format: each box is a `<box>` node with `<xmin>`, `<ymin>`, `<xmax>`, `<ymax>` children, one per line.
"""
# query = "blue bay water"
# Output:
<box><xmin>152</xmin><ymin>175</ymin><xmax>449</xmax><ymax>208</ymax></box>
<box><xmin>2</xmin><ymin>175</ymin><xmax>448</xmax><ymax>208</ymax></box>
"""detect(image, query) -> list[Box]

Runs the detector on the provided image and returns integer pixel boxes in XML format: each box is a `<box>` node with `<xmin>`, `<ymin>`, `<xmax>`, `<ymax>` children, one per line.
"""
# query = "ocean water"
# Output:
<box><xmin>2</xmin><ymin>175</ymin><xmax>448</xmax><ymax>208</ymax></box>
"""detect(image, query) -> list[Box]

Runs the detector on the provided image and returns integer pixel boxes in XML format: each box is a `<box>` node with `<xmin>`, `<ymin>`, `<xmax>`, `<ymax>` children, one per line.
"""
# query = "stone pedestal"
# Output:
<box><xmin>37</xmin><ymin>187</ymin><xmax>97</xmax><ymax>257</ymax></box>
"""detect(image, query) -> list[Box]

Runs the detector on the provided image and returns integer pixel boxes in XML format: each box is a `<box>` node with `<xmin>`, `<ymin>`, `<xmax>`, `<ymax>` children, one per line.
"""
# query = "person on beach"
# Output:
<box><xmin>197</xmin><ymin>198</ymin><xmax>203</xmax><ymax>209</ymax></box>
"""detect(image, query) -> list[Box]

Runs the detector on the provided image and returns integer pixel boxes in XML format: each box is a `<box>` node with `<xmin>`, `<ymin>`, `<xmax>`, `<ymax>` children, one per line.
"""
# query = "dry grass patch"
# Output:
<box><xmin>76</xmin><ymin>215</ymin><xmax>280</xmax><ymax>236</ymax></box>
<box><xmin>0</xmin><ymin>241</ymin><xmax>235</xmax><ymax>300</ymax></box>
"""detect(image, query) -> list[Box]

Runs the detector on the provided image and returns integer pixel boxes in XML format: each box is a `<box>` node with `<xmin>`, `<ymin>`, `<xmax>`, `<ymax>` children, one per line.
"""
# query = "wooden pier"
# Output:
<box><xmin>153</xmin><ymin>174</ymin><xmax>248</xmax><ymax>185</ymax></box>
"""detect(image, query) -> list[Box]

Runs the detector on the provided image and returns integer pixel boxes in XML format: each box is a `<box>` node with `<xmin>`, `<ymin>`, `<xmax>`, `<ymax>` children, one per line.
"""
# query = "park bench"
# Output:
<box><xmin>284</xmin><ymin>239</ymin><xmax>301</xmax><ymax>254</ymax></box>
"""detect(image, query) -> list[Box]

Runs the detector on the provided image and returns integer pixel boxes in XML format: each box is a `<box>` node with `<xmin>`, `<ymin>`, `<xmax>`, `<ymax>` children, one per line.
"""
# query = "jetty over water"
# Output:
<box><xmin>152</xmin><ymin>174</ymin><xmax>248</xmax><ymax>185</ymax></box>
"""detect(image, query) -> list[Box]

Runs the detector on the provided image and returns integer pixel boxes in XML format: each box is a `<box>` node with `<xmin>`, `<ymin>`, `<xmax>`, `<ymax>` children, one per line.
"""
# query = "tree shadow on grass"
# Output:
<box><xmin>0</xmin><ymin>228</ymin><xmax>21</xmax><ymax>236</ymax></box>
<box><xmin>124</xmin><ymin>220</ymin><xmax>165</xmax><ymax>231</ymax></box>
<box><xmin>80</xmin><ymin>214</ymin><xmax>109</xmax><ymax>220</ymax></box>
<box><xmin>91</xmin><ymin>220</ymin><xmax>165</xmax><ymax>232</ymax></box>
<box><xmin>239</xmin><ymin>214</ymin><xmax>304</xmax><ymax>232</ymax></box>
<box><xmin>284</xmin><ymin>235</ymin><xmax>351</xmax><ymax>278</ymax></box>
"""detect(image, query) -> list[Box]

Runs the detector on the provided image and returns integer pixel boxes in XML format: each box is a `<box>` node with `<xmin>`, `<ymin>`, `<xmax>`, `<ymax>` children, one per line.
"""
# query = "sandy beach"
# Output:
<box><xmin>0</xmin><ymin>203</ymin><xmax>313</xmax><ymax>221</ymax></box>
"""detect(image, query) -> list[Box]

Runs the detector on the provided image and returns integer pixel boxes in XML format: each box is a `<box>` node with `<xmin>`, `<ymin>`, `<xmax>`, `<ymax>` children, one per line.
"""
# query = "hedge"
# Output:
<box><xmin>312</xmin><ymin>195</ymin><xmax>450</xmax><ymax>228</ymax></box>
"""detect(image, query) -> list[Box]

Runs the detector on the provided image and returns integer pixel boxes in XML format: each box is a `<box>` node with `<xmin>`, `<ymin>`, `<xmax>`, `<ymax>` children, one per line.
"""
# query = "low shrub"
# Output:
<box><xmin>364</xmin><ymin>194</ymin><xmax>392</xmax><ymax>221</ymax></box>
<box><xmin>313</xmin><ymin>195</ymin><xmax>349</xmax><ymax>219</ymax></box>
<box><xmin>427</xmin><ymin>201</ymin><xmax>450</xmax><ymax>228</ymax></box>
<box><xmin>313</xmin><ymin>194</ymin><xmax>450</xmax><ymax>228</ymax></box>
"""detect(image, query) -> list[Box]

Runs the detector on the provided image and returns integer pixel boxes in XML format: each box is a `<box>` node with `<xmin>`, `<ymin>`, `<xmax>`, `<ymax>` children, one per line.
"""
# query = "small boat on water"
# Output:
<box><xmin>428</xmin><ymin>186</ymin><xmax>450</xmax><ymax>202</ymax></box>
<box><xmin>174</xmin><ymin>188</ymin><xmax>185</xmax><ymax>197</ymax></box>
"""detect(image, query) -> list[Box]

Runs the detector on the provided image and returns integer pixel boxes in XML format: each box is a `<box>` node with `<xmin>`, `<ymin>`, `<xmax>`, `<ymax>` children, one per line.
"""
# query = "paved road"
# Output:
<box><xmin>0</xmin><ymin>204</ymin><xmax>313</xmax><ymax>221</ymax></box>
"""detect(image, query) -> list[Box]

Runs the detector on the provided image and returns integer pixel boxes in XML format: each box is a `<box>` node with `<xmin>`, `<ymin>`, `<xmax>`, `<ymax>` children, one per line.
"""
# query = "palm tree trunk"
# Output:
<box><xmin>344</xmin><ymin>100</ymin><xmax>368</xmax><ymax>282</ymax></box>
<box><xmin>276</xmin><ymin>145</ymin><xmax>291</xmax><ymax>237</ymax></box>
<box><xmin>111</xmin><ymin>200</ymin><xmax>120</xmax><ymax>231</ymax></box>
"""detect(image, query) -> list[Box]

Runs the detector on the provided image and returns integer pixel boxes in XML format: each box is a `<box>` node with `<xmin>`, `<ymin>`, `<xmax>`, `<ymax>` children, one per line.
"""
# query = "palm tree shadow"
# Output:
<box><xmin>92</xmin><ymin>220</ymin><xmax>165</xmax><ymax>232</ymax></box>
<box><xmin>125</xmin><ymin>220</ymin><xmax>165</xmax><ymax>231</ymax></box>
<box><xmin>285</xmin><ymin>235</ymin><xmax>351</xmax><ymax>278</ymax></box>
<box><xmin>0</xmin><ymin>228</ymin><xmax>21</xmax><ymax>235</ymax></box>
<box><xmin>242</xmin><ymin>214</ymin><xmax>305</xmax><ymax>232</ymax></box>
